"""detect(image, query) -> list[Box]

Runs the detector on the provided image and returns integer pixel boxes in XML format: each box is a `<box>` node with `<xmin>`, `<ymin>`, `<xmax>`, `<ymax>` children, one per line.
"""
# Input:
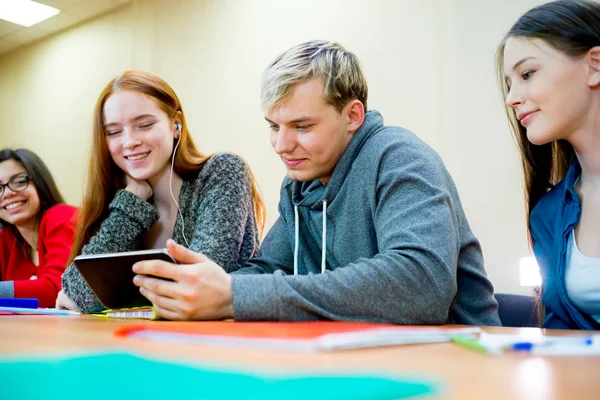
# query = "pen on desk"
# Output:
<box><xmin>512</xmin><ymin>337</ymin><xmax>593</xmax><ymax>351</ymax></box>
<box><xmin>451</xmin><ymin>335</ymin><xmax>491</xmax><ymax>354</ymax></box>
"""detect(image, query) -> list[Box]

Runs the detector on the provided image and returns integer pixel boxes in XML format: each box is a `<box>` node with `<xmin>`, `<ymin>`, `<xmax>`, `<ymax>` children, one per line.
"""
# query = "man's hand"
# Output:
<box><xmin>132</xmin><ymin>239</ymin><xmax>234</xmax><ymax>321</ymax></box>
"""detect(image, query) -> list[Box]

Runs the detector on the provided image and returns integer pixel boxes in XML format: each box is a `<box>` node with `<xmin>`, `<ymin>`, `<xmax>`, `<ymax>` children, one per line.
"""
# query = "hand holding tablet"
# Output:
<box><xmin>73</xmin><ymin>249</ymin><xmax>176</xmax><ymax>309</ymax></box>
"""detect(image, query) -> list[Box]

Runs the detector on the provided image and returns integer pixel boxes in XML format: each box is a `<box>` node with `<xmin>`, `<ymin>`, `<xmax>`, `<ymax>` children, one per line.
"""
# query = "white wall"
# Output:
<box><xmin>440</xmin><ymin>0</ymin><xmax>547</xmax><ymax>294</ymax></box>
<box><xmin>0</xmin><ymin>5</ymin><xmax>136</xmax><ymax>203</ymax></box>
<box><xmin>0</xmin><ymin>0</ymin><xmax>549</xmax><ymax>295</ymax></box>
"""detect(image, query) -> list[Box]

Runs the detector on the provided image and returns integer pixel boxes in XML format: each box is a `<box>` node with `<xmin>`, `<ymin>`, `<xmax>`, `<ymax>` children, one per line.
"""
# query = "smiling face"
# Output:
<box><xmin>103</xmin><ymin>90</ymin><xmax>178</xmax><ymax>183</ymax></box>
<box><xmin>0</xmin><ymin>159</ymin><xmax>41</xmax><ymax>228</ymax></box>
<box><xmin>503</xmin><ymin>37</ymin><xmax>593</xmax><ymax>145</ymax></box>
<box><xmin>265</xmin><ymin>77</ymin><xmax>358</xmax><ymax>184</ymax></box>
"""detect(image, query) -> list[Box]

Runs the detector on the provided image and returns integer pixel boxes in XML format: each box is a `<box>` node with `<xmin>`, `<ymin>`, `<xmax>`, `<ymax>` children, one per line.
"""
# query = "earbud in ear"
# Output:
<box><xmin>175</xmin><ymin>123</ymin><xmax>182</xmax><ymax>131</ymax></box>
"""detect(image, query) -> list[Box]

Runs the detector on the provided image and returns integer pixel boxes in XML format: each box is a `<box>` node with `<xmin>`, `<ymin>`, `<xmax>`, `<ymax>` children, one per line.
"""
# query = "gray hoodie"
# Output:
<box><xmin>232</xmin><ymin>110</ymin><xmax>500</xmax><ymax>326</ymax></box>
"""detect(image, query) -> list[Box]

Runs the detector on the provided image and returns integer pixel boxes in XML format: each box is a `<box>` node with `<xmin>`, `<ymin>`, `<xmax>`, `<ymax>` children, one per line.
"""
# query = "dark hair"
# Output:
<box><xmin>0</xmin><ymin>148</ymin><xmax>65</xmax><ymax>243</ymax></box>
<box><xmin>496</xmin><ymin>0</ymin><xmax>600</xmax><ymax>325</ymax></box>
<box><xmin>496</xmin><ymin>0</ymin><xmax>600</xmax><ymax>233</ymax></box>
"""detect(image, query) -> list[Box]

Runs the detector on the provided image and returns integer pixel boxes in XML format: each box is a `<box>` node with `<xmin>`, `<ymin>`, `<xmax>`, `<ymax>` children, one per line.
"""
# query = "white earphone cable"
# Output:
<box><xmin>169</xmin><ymin>130</ymin><xmax>190</xmax><ymax>247</ymax></box>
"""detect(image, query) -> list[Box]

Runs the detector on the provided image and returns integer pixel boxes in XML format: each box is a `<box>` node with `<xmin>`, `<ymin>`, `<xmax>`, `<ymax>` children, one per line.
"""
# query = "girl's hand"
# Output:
<box><xmin>55</xmin><ymin>290</ymin><xmax>78</xmax><ymax>311</ymax></box>
<box><xmin>124</xmin><ymin>174</ymin><xmax>153</xmax><ymax>200</ymax></box>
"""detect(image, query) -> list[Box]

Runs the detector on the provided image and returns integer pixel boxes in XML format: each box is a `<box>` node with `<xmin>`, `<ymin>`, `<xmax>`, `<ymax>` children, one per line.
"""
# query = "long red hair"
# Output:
<box><xmin>68</xmin><ymin>70</ymin><xmax>266</xmax><ymax>264</ymax></box>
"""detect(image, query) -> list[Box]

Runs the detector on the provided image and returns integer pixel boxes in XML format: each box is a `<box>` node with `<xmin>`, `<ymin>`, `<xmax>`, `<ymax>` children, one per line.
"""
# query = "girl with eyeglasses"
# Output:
<box><xmin>0</xmin><ymin>148</ymin><xmax>77</xmax><ymax>307</ymax></box>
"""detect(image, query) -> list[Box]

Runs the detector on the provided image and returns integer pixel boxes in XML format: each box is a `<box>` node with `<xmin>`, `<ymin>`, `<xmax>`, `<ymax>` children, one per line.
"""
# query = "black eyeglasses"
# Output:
<box><xmin>0</xmin><ymin>175</ymin><xmax>32</xmax><ymax>197</ymax></box>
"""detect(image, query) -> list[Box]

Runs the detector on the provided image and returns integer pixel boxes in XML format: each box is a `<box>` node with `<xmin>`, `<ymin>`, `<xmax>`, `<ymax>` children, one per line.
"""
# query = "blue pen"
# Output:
<box><xmin>513</xmin><ymin>342</ymin><xmax>537</xmax><ymax>351</ymax></box>
<box><xmin>0</xmin><ymin>298</ymin><xmax>39</xmax><ymax>309</ymax></box>
<box><xmin>512</xmin><ymin>336</ymin><xmax>593</xmax><ymax>351</ymax></box>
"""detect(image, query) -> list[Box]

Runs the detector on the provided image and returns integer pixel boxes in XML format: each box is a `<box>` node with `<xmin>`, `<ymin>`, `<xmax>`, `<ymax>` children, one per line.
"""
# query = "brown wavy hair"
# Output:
<box><xmin>68</xmin><ymin>70</ymin><xmax>266</xmax><ymax>264</ymax></box>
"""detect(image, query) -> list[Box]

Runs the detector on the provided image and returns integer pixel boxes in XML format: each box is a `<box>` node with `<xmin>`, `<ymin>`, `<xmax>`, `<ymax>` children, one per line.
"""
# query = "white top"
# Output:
<box><xmin>565</xmin><ymin>230</ymin><xmax>600</xmax><ymax>324</ymax></box>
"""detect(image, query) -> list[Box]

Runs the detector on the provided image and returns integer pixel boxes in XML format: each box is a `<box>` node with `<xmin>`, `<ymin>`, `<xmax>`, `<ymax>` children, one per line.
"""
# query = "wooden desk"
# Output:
<box><xmin>0</xmin><ymin>316</ymin><xmax>599</xmax><ymax>399</ymax></box>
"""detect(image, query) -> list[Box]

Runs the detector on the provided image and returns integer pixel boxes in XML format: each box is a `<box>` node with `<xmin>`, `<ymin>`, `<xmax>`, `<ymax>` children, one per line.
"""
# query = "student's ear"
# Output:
<box><xmin>173</xmin><ymin>111</ymin><xmax>183</xmax><ymax>138</ymax></box>
<box><xmin>587</xmin><ymin>46</ymin><xmax>600</xmax><ymax>88</ymax></box>
<box><xmin>345</xmin><ymin>100</ymin><xmax>365</xmax><ymax>134</ymax></box>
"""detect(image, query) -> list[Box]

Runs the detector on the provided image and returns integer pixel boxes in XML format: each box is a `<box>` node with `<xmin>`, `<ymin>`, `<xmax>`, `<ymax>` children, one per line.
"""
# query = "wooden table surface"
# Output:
<box><xmin>1</xmin><ymin>315</ymin><xmax>599</xmax><ymax>399</ymax></box>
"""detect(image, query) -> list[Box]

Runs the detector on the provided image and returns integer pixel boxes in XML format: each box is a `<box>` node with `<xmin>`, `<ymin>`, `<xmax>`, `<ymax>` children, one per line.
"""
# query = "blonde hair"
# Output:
<box><xmin>261</xmin><ymin>40</ymin><xmax>368</xmax><ymax>112</ymax></box>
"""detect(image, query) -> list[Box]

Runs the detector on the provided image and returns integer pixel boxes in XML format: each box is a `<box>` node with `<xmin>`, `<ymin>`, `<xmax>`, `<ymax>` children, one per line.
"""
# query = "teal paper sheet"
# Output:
<box><xmin>0</xmin><ymin>352</ymin><xmax>437</xmax><ymax>400</ymax></box>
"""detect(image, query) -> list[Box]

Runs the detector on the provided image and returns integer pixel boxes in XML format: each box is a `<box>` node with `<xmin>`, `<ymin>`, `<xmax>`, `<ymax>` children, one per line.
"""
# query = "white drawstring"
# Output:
<box><xmin>294</xmin><ymin>205</ymin><xmax>299</xmax><ymax>275</ymax></box>
<box><xmin>292</xmin><ymin>200</ymin><xmax>327</xmax><ymax>275</ymax></box>
<box><xmin>321</xmin><ymin>199</ymin><xmax>327</xmax><ymax>274</ymax></box>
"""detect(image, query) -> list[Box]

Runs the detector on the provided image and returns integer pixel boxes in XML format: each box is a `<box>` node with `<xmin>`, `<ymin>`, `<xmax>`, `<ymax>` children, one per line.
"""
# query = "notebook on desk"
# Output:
<box><xmin>116</xmin><ymin>321</ymin><xmax>480</xmax><ymax>351</ymax></box>
<box><xmin>94</xmin><ymin>306</ymin><xmax>161</xmax><ymax>320</ymax></box>
<box><xmin>0</xmin><ymin>306</ymin><xmax>80</xmax><ymax>316</ymax></box>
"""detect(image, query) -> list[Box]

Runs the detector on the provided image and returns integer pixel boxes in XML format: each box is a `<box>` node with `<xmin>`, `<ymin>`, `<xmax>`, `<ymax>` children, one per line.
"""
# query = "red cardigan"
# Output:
<box><xmin>0</xmin><ymin>204</ymin><xmax>77</xmax><ymax>307</ymax></box>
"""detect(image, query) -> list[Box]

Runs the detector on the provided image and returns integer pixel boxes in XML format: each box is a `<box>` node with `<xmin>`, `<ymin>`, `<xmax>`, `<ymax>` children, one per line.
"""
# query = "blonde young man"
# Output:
<box><xmin>133</xmin><ymin>40</ymin><xmax>501</xmax><ymax>325</ymax></box>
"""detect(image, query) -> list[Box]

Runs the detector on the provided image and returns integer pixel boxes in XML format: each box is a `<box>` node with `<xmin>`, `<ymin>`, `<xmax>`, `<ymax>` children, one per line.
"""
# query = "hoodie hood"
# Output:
<box><xmin>287</xmin><ymin>110</ymin><xmax>384</xmax><ymax>210</ymax></box>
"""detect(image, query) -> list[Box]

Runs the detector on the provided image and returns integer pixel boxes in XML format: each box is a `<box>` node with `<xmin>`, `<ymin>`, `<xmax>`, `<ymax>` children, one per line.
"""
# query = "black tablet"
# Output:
<box><xmin>73</xmin><ymin>248</ymin><xmax>176</xmax><ymax>310</ymax></box>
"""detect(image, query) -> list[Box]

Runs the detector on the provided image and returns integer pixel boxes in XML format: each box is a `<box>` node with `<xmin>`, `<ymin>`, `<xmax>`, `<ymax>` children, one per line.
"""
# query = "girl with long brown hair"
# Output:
<box><xmin>497</xmin><ymin>0</ymin><xmax>600</xmax><ymax>329</ymax></box>
<box><xmin>57</xmin><ymin>70</ymin><xmax>265</xmax><ymax>319</ymax></box>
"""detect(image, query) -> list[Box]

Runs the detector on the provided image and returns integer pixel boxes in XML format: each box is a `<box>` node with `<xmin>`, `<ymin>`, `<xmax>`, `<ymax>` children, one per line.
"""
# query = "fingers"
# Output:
<box><xmin>166</xmin><ymin>239</ymin><xmax>209</xmax><ymax>264</ymax></box>
<box><xmin>55</xmin><ymin>290</ymin><xmax>61</xmax><ymax>308</ymax></box>
<box><xmin>139</xmin><ymin>285</ymin><xmax>194</xmax><ymax>321</ymax></box>
<box><xmin>133</xmin><ymin>259</ymin><xmax>179</xmax><ymax>280</ymax></box>
<box><xmin>124</xmin><ymin>174</ymin><xmax>153</xmax><ymax>200</ymax></box>
<box><xmin>152</xmin><ymin>306</ymin><xmax>184</xmax><ymax>321</ymax></box>
<box><xmin>133</xmin><ymin>274</ymin><xmax>180</xmax><ymax>298</ymax></box>
<box><xmin>56</xmin><ymin>290</ymin><xmax>77</xmax><ymax>311</ymax></box>
<box><xmin>55</xmin><ymin>291</ymin><xmax>64</xmax><ymax>309</ymax></box>
<box><xmin>124</xmin><ymin>174</ymin><xmax>147</xmax><ymax>186</ymax></box>
<box><xmin>138</xmin><ymin>286</ymin><xmax>178</xmax><ymax>312</ymax></box>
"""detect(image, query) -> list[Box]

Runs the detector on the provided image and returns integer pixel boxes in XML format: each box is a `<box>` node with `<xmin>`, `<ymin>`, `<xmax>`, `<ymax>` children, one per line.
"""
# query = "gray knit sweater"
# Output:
<box><xmin>62</xmin><ymin>153</ymin><xmax>260</xmax><ymax>313</ymax></box>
